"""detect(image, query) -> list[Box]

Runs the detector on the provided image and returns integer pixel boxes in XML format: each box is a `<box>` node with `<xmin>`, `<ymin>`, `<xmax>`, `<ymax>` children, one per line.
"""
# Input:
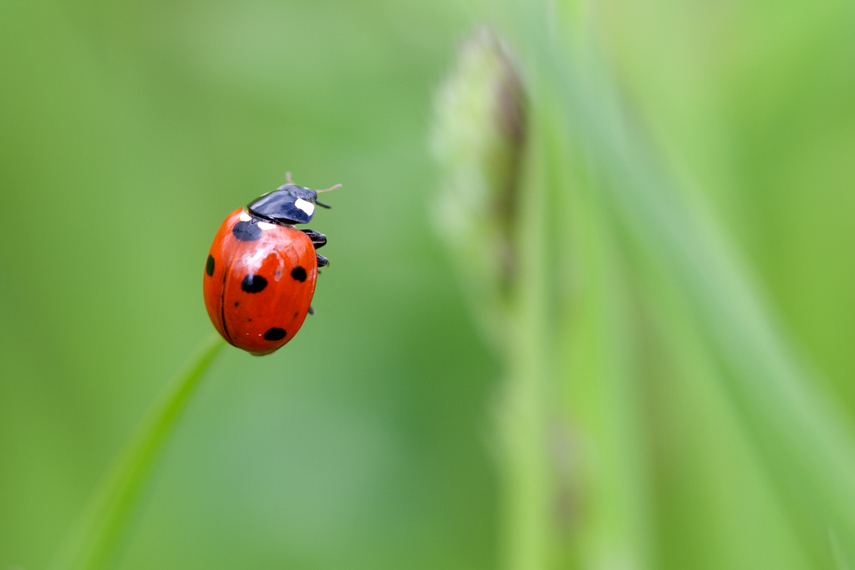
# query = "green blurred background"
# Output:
<box><xmin>1</xmin><ymin>0</ymin><xmax>854</xmax><ymax>569</ymax></box>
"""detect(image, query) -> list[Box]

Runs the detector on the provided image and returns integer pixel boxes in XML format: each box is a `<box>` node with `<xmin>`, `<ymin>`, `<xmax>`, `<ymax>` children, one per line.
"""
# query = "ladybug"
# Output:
<box><xmin>203</xmin><ymin>173</ymin><xmax>339</xmax><ymax>355</ymax></box>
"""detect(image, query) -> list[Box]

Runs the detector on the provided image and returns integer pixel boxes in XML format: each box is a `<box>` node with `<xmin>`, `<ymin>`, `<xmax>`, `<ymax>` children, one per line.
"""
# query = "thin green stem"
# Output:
<box><xmin>51</xmin><ymin>332</ymin><xmax>225</xmax><ymax>570</ymax></box>
<box><xmin>508</xmin><ymin>0</ymin><xmax>855</xmax><ymax>563</ymax></box>
<box><xmin>498</xmin><ymin>124</ymin><xmax>552</xmax><ymax>570</ymax></box>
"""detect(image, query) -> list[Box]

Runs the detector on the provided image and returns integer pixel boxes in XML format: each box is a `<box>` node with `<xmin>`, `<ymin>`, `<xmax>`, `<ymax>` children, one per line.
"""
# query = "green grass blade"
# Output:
<box><xmin>51</xmin><ymin>332</ymin><xmax>225</xmax><ymax>570</ymax></box>
<box><xmin>502</xmin><ymin>0</ymin><xmax>855</xmax><ymax>564</ymax></box>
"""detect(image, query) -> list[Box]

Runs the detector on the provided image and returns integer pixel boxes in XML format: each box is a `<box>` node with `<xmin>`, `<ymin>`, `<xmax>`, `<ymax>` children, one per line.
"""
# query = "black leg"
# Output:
<box><xmin>308</xmin><ymin>306</ymin><xmax>315</xmax><ymax>315</ymax></box>
<box><xmin>301</xmin><ymin>229</ymin><xmax>327</xmax><ymax>249</ymax></box>
<box><xmin>316</xmin><ymin>253</ymin><xmax>329</xmax><ymax>267</ymax></box>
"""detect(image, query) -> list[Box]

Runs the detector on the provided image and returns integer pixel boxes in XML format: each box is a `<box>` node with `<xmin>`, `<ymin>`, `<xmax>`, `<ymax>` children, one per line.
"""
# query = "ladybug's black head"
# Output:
<box><xmin>247</xmin><ymin>183</ymin><xmax>336</xmax><ymax>225</ymax></box>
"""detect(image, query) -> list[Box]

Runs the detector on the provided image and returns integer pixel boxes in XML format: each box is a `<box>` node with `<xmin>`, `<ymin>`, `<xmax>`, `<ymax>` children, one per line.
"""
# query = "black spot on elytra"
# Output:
<box><xmin>264</xmin><ymin>327</ymin><xmax>287</xmax><ymax>341</ymax></box>
<box><xmin>291</xmin><ymin>266</ymin><xmax>307</xmax><ymax>282</ymax></box>
<box><xmin>241</xmin><ymin>274</ymin><xmax>267</xmax><ymax>293</ymax></box>
<box><xmin>232</xmin><ymin>220</ymin><xmax>262</xmax><ymax>241</ymax></box>
<box><xmin>206</xmin><ymin>254</ymin><xmax>215</xmax><ymax>276</ymax></box>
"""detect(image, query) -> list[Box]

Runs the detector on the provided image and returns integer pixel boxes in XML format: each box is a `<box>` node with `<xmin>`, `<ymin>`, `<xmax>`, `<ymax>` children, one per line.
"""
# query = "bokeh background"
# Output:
<box><xmin>2</xmin><ymin>0</ymin><xmax>854</xmax><ymax>569</ymax></box>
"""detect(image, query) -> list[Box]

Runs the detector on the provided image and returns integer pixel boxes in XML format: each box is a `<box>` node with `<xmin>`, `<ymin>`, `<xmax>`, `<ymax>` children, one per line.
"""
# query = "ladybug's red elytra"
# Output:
<box><xmin>203</xmin><ymin>173</ymin><xmax>339</xmax><ymax>355</ymax></box>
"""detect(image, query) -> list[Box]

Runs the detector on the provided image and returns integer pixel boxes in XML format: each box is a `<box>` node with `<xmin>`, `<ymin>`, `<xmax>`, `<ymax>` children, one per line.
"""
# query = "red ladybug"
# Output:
<box><xmin>203</xmin><ymin>173</ymin><xmax>339</xmax><ymax>355</ymax></box>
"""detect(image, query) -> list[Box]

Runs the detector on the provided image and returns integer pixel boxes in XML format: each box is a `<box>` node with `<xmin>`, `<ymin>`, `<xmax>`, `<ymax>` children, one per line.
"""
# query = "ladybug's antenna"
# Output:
<box><xmin>285</xmin><ymin>172</ymin><xmax>294</xmax><ymax>184</ymax></box>
<box><xmin>314</xmin><ymin>183</ymin><xmax>339</xmax><ymax>209</ymax></box>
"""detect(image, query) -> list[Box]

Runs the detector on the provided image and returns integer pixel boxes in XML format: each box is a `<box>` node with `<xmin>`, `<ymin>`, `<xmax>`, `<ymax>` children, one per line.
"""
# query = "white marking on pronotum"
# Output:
<box><xmin>239</xmin><ymin>210</ymin><xmax>252</xmax><ymax>222</ymax></box>
<box><xmin>295</xmin><ymin>198</ymin><xmax>315</xmax><ymax>217</ymax></box>
<box><xmin>257</xmin><ymin>221</ymin><xmax>276</xmax><ymax>230</ymax></box>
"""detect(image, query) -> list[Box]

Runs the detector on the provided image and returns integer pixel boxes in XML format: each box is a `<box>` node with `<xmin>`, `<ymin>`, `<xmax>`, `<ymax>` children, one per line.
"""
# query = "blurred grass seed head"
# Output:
<box><xmin>431</xmin><ymin>29</ymin><xmax>526</xmax><ymax>352</ymax></box>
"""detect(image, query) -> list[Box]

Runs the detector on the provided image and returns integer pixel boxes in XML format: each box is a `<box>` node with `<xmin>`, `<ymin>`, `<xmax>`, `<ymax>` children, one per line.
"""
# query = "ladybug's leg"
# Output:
<box><xmin>301</xmin><ymin>228</ymin><xmax>329</xmax><ymax>267</ymax></box>
<box><xmin>301</xmin><ymin>229</ymin><xmax>327</xmax><ymax>249</ymax></box>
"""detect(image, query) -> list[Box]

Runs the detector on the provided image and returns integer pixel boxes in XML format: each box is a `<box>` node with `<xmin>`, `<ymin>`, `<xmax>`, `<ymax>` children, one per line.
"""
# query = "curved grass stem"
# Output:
<box><xmin>51</xmin><ymin>332</ymin><xmax>225</xmax><ymax>570</ymax></box>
